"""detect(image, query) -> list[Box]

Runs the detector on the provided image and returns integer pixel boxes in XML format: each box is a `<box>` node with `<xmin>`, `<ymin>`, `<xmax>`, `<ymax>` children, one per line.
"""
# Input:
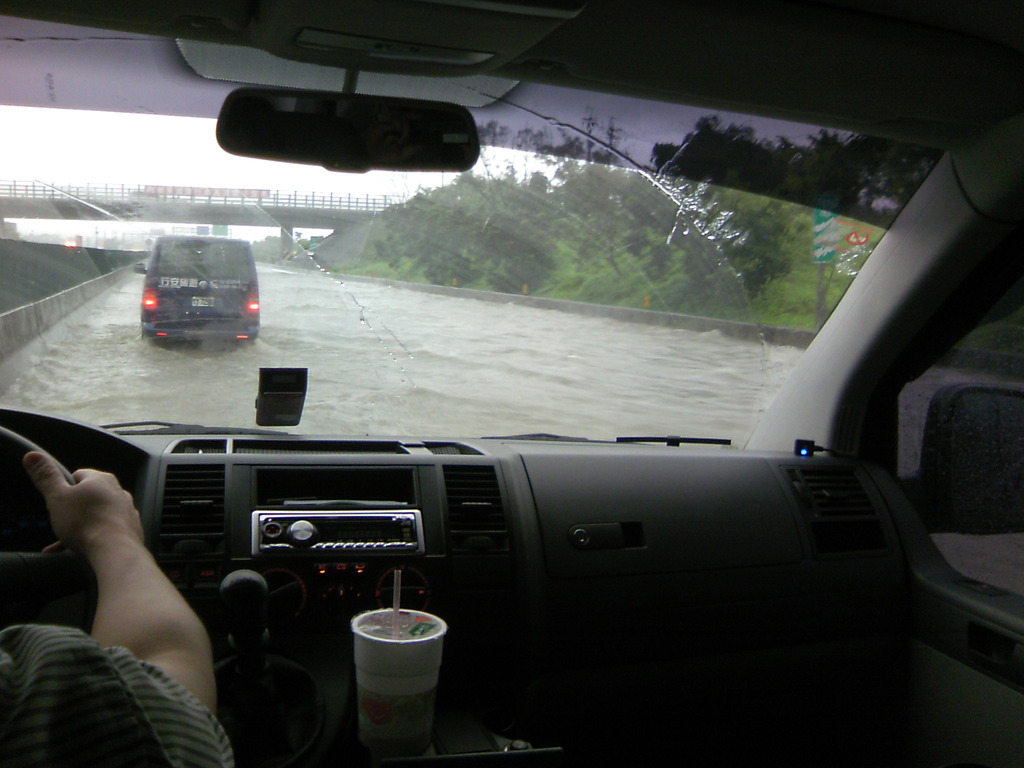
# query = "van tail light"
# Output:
<box><xmin>142</xmin><ymin>290</ymin><xmax>158</xmax><ymax>309</ymax></box>
<box><xmin>247</xmin><ymin>294</ymin><xmax>260</xmax><ymax>313</ymax></box>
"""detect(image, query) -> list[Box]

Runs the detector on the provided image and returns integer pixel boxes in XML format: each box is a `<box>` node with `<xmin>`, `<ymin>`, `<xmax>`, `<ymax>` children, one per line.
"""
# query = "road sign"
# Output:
<box><xmin>813</xmin><ymin>211</ymin><xmax>877</xmax><ymax>264</ymax></box>
<box><xmin>813</xmin><ymin>208</ymin><xmax>838</xmax><ymax>263</ymax></box>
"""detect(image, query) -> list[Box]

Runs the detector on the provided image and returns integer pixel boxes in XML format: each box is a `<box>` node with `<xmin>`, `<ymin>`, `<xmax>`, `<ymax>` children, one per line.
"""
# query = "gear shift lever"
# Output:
<box><xmin>216</xmin><ymin>569</ymin><xmax>324</xmax><ymax>768</ymax></box>
<box><xmin>220</xmin><ymin>569</ymin><xmax>270</xmax><ymax>677</ymax></box>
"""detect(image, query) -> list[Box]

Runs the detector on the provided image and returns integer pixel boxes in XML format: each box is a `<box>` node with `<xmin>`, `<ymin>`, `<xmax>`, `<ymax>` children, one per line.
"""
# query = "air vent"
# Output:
<box><xmin>789</xmin><ymin>467</ymin><xmax>875</xmax><ymax>516</ymax></box>
<box><xmin>787</xmin><ymin>466</ymin><xmax>887</xmax><ymax>555</ymax></box>
<box><xmin>443</xmin><ymin>464</ymin><xmax>509</xmax><ymax>552</ymax></box>
<box><xmin>159</xmin><ymin>464</ymin><xmax>227</xmax><ymax>555</ymax></box>
<box><xmin>171</xmin><ymin>439</ymin><xmax>227</xmax><ymax>454</ymax></box>
<box><xmin>426</xmin><ymin>442</ymin><xmax>482</xmax><ymax>456</ymax></box>
<box><xmin>234</xmin><ymin>440</ymin><xmax>409</xmax><ymax>454</ymax></box>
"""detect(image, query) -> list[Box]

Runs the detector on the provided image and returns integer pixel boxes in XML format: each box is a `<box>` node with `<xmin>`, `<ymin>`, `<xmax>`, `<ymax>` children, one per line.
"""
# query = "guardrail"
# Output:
<box><xmin>0</xmin><ymin>181</ymin><xmax>397</xmax><ymax>213</ymax></box>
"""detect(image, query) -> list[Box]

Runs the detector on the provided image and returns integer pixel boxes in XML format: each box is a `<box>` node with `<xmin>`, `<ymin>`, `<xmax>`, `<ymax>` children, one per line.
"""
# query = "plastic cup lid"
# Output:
<box><xmin>352</xmin><ymin>609</ymin><xmax>447</xmax><ymax>642</ymax></box>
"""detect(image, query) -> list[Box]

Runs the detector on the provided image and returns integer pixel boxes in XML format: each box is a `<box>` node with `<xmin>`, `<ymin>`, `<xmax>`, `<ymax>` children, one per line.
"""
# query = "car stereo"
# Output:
<box><xmin>251</xmin><ymin>509</ymin><xmax>424</xmax><ymax>555</ymax></box>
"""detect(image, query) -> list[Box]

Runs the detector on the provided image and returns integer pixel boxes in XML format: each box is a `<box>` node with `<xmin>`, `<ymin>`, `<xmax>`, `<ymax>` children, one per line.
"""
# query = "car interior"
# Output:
<box><xmin>1</xmin><ymin>1</ymin><xmax>1024</xmax><ymax>767</ymax></box>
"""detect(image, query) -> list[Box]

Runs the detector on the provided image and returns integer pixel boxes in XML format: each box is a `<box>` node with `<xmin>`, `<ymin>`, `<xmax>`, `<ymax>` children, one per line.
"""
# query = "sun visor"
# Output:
<box><xmin>0</xmin><ymin>17</ymin><xmax>232</xmax><ymax>117</ymax></box>
<box><xmin>177</xmin><ymin>40</ymin><xmax>517</xmax><ymax>108</ymax></box>
<box><xmin>248</xmin><ymin>0</ymin><xmax>583</xmax><ymax>76</ymax></box>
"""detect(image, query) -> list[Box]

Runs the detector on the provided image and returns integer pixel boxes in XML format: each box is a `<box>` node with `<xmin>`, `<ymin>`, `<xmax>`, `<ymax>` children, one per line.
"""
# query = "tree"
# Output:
<box><xmin>651</xmin><ymin>117</ymin><xmax>940</xmax><ymax>227</ymax></box>
<box><xmin>349</xmin><ymin>126</ymin><xmax>896</xmax><ymax>328</ymax></box>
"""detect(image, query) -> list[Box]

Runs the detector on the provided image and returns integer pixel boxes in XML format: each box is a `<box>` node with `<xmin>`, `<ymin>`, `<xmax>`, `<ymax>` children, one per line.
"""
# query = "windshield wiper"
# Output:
<box><xmin>616</xmin><ymin>435</ymin><xmax>732</xmax><ymax>447</ymax></box>
<box><xmin>481</xmin><ymin>432</ymin><xmax>594</xmax><ymax>442</ymax></box>
<box><xmin>483</xmin><ymin>432</ymin><xmax>731</xmax><ymax>447</ymax></box>
<box><xmin>103</xmin><ymin>420</ymin><xmax>283</xmax><ymax>436</ymax></box>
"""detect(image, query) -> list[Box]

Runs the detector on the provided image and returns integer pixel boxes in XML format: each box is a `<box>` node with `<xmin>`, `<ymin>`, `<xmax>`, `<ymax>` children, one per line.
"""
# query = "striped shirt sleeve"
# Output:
<box><xmin>0</xmin><ymin>624</ymin><xmax>234</xmax><ymax>768</ymax></box>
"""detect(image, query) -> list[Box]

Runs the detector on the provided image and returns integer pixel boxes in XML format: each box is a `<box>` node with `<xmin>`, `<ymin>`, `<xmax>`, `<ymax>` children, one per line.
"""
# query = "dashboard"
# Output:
<box><xmin>0</xmin><ymin>406</ymin><xmax>914</xmax><ymax>766</ymax></box>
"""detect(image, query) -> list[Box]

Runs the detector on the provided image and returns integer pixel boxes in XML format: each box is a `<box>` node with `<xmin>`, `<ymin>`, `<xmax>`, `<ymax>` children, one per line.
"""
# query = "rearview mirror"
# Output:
<box><xmin>216</xmin><ymin>88</ymin><xmax>480</xmax><ymax>173</ymax></box>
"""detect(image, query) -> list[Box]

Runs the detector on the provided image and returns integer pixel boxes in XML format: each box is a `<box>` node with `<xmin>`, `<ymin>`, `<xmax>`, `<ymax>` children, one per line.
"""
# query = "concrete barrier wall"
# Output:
<box><xmin>0</xmin><ymin>239</ymin><xmax>137</xmax><ymax>313</ymax></box>
<box><xmin>0</xmin><ymin>239</ymin><xmax>139</xmax><ymax>364</ymax></box>
<box><xmin>0</xmin><ymin>269</ymin><xmax>129</xmax><ymax>362</ymax></box>
<box><xmin>335</xmin><ymin>273</ymin><xmax>816</xmax><ymax>349</ymax></box>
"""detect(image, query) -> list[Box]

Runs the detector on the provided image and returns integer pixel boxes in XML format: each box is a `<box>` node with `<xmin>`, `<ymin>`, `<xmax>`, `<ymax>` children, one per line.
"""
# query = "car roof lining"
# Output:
<box><xmin>0</xmin><ymin>0</ymin><xmax>1022</xmax><ymax>150</ymax></box>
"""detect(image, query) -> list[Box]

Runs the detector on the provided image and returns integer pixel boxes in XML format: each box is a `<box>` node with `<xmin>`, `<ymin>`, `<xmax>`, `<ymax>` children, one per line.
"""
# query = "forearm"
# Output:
<box><xmin>21</xmin><ymin>452</ymin><xmax>219</xmax><ymax>710</ymax></box>
<box><xmin>86</xmin><ymin>535</ymin><xmax>217</xmax><ymax>711</ymax></box>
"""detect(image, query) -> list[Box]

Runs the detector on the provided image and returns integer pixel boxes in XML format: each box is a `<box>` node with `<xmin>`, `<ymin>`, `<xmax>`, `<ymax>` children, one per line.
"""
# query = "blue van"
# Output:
<box><xmin>139</xmin><ymin>236</ymin><xmax>260</xmax><ymax>341</ymax></box>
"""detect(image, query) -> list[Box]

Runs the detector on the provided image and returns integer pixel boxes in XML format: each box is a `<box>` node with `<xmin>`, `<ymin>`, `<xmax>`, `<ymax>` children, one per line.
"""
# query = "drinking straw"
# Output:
<box><xmin>391</xmin><ymin>567</ymin><xmax>402</xmax><ymax>638</ymax></box>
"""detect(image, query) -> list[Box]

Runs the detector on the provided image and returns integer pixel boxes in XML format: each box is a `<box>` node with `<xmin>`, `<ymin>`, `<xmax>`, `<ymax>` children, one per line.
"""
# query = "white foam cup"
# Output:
<box><xmin>351</xmin><ymin>608</ymin><xmax>448</xmax><ymax>758</ymax></box>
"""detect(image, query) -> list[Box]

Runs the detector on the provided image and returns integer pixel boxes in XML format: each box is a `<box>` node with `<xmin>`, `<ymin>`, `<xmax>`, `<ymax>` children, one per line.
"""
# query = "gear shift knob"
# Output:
<box><xmin>220</xmin><ymin>569</ymin><xmax>269</xmax><ymax>670</ymax></box>
<box><xmin>215</xmin><ymin>569</ymin><xmax>325</xmax><ymax>765</ymax></box>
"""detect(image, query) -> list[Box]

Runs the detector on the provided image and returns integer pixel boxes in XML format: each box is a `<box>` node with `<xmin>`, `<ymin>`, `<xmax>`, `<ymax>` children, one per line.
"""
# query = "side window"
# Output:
<box><xmin>898</xmin><ymin>277</ymin><xmax>1024</xmax><ymax>595</ymax></box>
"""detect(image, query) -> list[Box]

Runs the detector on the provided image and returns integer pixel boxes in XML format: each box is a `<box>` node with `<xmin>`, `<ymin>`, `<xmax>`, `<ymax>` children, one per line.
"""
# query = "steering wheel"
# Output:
<box><xmin>0</xmin><ymin>424</ymin><xmax>95</xmax><ymax>618</ymax></box>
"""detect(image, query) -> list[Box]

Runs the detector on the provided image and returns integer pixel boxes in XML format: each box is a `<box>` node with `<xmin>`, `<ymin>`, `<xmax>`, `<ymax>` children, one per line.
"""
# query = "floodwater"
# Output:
<box><xmin>0</xmin><ymin>264</ymin><xmax>804</xmax><ymax>444</ymax></box>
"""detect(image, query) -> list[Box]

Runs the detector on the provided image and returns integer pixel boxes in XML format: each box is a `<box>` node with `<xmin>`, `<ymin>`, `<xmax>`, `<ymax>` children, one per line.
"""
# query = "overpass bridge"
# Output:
<box><xmin>0</xmin><ymin>180</ymin><xmax>399</xmax><ymax>231</ymax></box>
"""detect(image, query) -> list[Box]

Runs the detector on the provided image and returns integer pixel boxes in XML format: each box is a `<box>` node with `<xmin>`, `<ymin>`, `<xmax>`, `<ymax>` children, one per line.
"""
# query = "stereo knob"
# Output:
<box><xmin>288</xmin><ymin>519</ymin><xmax>317</xmax><ymax>545</ymax></box>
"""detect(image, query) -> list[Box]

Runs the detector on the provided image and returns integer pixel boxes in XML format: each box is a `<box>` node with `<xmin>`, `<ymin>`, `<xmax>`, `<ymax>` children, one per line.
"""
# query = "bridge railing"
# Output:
<box><xmin>0</xmin><ymin>181</ymin><xmax>398</xmax><ymax>213</ymax></box>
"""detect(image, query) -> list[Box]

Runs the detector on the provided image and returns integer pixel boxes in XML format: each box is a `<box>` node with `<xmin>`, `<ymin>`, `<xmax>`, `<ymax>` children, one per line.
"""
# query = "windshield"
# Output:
<box><xmin>0</xmin><ymin>92</ymin><xmax>939</xmax><ymax>444</ymax></box>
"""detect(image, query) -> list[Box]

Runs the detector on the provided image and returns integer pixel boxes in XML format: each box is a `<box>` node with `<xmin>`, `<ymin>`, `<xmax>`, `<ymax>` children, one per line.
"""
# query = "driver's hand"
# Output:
<box><xmin>22</xmin><ymin>451</ymin><xmax>143</xmax><ymax>557</ymax></box>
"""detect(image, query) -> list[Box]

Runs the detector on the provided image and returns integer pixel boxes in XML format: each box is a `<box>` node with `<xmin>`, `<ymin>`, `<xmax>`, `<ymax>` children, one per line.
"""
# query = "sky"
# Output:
<box><xmin>0</xmin><ymin>103</ymin><xmax>551</xmax><ymax>245</ymax></box>
<box><xmin>0</xmin><ymin>96</ymin><xmax>842</xmax><ymax>247</ymax></box>
<box><xmin>0</xmin><ymin>86</ymin><xmax>830</xmax><ymax>193</ymax></box>
<box><xmin>0</xmin><ymin>105</ymin><xmax>442</xmax><ymax>198</ymax></box>
<box><xmin>0</xmin><ymin>104</ymin><xmax>460</xmax><ymax>243</ymax></box>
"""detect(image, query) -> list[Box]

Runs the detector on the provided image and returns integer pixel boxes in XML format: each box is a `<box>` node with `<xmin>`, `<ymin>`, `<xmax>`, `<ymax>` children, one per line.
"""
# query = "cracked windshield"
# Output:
<box><xmin>0</xmin><ymin>95</ymin><xmax>938</xmax><ymax>443</ymax></box>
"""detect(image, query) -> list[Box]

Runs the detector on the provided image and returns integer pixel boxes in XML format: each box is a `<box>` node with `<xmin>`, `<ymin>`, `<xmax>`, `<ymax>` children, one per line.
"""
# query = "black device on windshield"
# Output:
<box><xmin>255</xmin><ymin>367</ymin><xmax>308</xmax><ymax>427</ymax></box>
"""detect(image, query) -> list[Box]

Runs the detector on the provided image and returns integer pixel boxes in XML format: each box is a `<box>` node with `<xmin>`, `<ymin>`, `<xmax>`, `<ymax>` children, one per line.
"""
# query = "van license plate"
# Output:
<box><xmin>191</xmin><ymin>297</ymin><xmax>215</xmax><ymax>307</ymax></box>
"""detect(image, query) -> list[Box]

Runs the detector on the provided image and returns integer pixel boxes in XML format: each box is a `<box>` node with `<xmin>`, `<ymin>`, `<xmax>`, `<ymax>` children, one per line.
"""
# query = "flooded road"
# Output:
<box><xmin>1</xmin><ymin>264</ymin><xmax>803</xmax><ymax>444</ymax></box>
